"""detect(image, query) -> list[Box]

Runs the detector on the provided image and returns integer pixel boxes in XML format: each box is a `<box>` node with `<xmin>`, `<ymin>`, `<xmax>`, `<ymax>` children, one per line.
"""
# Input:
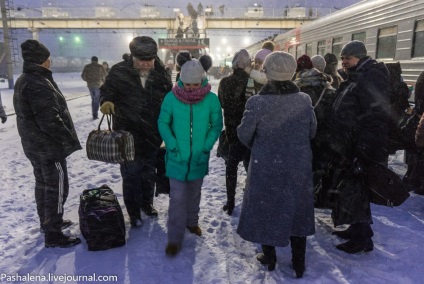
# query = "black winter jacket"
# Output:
<box><xmin>331</xmin><ymin>57</ymin><xmax>390</xmax><ymax>165</ymax></box>
<box><xmin>100</xmin><ymin>57</ymin><xmax>172</xmax><ymax>153</ymax></box>
<box><xmin>218</xmin><ymin>69</ymin><xmax>250</xmax><ymax>143</ymax></box>
<box><xmin>13</xmin><ymin>62</ymin><xmax>82</xmax><ymax>161</ymax></box>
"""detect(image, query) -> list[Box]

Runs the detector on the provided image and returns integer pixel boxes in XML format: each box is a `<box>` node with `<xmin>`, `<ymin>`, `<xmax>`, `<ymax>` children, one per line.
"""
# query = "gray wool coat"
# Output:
<box><xmin>236</xmin><ymin>81</ymin><xmax>317</xmax><ymax>247</ymax></box>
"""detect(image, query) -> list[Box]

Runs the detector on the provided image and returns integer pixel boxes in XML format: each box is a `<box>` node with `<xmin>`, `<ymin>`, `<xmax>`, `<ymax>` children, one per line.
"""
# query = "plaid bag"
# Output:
<box><xmin>86</xmin><ymin>114</ymin><xmax>135</xmax><ymax>163</ymax></box>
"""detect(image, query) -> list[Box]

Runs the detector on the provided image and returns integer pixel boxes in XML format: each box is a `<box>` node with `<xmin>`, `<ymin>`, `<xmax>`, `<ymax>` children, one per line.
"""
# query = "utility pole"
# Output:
<box><xmin>1</xmin><ymin>0</ymin><xmax>15</xmax><ymax>89</ymax></box>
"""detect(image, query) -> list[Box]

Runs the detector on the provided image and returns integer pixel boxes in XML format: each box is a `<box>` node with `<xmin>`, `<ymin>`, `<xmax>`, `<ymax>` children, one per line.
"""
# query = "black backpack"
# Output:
<box><xmin>79</xmin><ymin>185</ymin><xmax>126</xmax><ymax>251</ymax></box>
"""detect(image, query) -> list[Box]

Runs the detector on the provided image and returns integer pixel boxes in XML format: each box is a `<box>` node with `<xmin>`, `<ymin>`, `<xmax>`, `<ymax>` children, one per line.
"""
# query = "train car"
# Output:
<box><xmin>270</xmin><ymin>0</ymin><xmax>424</xmax><ymax>86</ymax></box>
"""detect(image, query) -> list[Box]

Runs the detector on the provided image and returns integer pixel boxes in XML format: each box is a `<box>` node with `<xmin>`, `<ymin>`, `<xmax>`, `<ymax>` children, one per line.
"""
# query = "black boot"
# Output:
<box><xmin>45</xmin><ymin>231</ymin><xmax>81</xmax><ymax>248</ymax></box>
<box><xmin>290</xmin><ymin>236</ymin><xmax>306</xmax><ymax>278</ymax></box>
<box><xmin>141</xmin><ymin>204</ymin><xmax>158</xmax><ymax>217</ymax></box>
<box><xmin>222</xmin><ymin>200</ymin><xmax>235</xmax><ymax>215</ymax></box>
<box><xmin>256</xmin><ymin>244</ymin><xmax>276</xmax><ymax>271</ymax></box>
<box><xmin>336</xmin><ymin>223</ymin><xmax>374</xmax><ymax>254</ymax></box>
<box><xmin>332</xmin><ymin>226</ymin><xmax>353</xmax><ymax>240</ymax></box>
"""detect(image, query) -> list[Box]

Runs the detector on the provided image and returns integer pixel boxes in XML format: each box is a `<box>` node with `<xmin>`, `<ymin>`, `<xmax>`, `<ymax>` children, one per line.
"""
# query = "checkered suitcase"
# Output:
<box><xmin>86</xmin><ymin>114</ymin><xmax>135</xmax><ymax>163</ymax></box>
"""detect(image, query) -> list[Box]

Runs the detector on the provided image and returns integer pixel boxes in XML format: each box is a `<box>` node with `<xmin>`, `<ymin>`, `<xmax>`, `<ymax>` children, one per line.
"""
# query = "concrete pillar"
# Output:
<box><xmin>28</xmin><ymin>28</ymin><xmax>40</xmax><ymax>40</ymax></box>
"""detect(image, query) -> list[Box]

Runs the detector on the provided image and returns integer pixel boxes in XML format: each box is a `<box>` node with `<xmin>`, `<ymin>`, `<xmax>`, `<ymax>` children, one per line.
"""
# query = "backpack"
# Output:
<box><xmin>79</xmin><ymin>185</ymin><xmax>126</xmax><ymax>251</ymax></box>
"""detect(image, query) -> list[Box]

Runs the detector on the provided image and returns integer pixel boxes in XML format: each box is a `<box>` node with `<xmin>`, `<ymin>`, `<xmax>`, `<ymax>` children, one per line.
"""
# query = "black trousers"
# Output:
<box><xmin>120</xmin><ymin>152</ymin><xmax>157</xmax><ymax>219</ymax></box>
<box><xmin>31</xmin><ymin>158</ymin><xmax>69</xmax><ymax>233</ymax></box>
<box><xmin>225</xmin><ymin>140</ymin><xmax>250</xmax><ymax>203</ymax></box>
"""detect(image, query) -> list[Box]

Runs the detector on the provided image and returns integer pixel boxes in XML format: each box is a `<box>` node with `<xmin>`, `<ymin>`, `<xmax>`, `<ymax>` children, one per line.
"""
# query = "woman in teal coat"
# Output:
<box><xmin>158</xmin><ymin>55</ymin><xmax>222</xmax><ymax>257</ymax></box>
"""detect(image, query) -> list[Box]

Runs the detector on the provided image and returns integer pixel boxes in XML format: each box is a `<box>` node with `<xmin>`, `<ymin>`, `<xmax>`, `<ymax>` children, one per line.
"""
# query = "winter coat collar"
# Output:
<box><xmin>258</xmin><ymin>80</ymin><xmax>300</xmax><ymax>95</ymax></box>
<box><xmin>23</xmin><ymin>61</ymin><xmax>52</xmax><ymax>77</ymax></box>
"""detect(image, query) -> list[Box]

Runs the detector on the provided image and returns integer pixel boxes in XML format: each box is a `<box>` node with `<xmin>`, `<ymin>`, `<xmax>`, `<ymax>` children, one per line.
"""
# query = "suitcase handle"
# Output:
<box><xmin>98</xmin><ymin>114</ymin><xmax>112</xmax><ymax>131</ymax></box>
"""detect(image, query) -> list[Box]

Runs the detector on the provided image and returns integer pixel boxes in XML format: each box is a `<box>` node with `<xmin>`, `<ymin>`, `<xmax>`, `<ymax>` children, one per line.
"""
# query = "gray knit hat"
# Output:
<box><xmin>129</xmin><ymin>36</ymin><xmax>158</xmax><ymax>60</ymax></box>
<box><xmin>341</xmin><ymin>40</ymin><xmax>367</xmax><ymax>59</ymax></box>
<box><xmin>311</xmin><ymin>55</ymin><xmax>326</xmax><ymax>72</ymax></box>
<box><xmin>232</xmin><ymin>49</ymin><xmax>251</xmax><ymax>69</ymax></box>
<box><xmin>263</xmin><ymin>51</ymin><xmax>297</xmax><ymax>81</ymax></box>
<box><xmin>180</xmin><ymin>59</ymin><xmax>206</xmax><ymax>84</ymax></box>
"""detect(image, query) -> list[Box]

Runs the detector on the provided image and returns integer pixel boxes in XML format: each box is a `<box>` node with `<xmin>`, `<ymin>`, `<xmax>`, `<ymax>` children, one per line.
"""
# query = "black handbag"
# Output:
<box><xmin>331</xmin><ymin>161</ymin><xmax>371</xmax><ymax>227</ymax></box>
<box><xmin>216</xmin><ymin>130</ymin><xmax>229</xmax><ymax>162</ymax></box>
<box><xmin>397</xmin><ymin>109</ymin><xmax>421</xmax><ymax>149</ymax></box>
<box><xmin>365</xmin><ymin>164</ymin><xmax>409</xmax><ymax>207</ymax></box>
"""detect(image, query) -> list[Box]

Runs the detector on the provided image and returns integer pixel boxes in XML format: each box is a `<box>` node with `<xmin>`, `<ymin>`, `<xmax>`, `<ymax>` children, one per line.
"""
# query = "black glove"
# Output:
<box><xmin>1</xmin><ymin>116</ymin><xmax>6</xmax><ymax>124</ymax></box>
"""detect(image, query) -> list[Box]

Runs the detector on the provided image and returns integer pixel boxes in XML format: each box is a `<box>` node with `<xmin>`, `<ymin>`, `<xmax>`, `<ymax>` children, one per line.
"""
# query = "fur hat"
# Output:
<box><xmin>296</xmin><ymin>55</ymin><xmax>313</xmax><ymax>72</ymax></box>
<box><xmin>324</xmin><ymin>53</ymin><xmax>338</xmax><ymax>65</ymax></box>
<box><xmin>311</xmin><ymin>55</ymin><xmax>326</xmax><ymax>72</ymax></box>
<box><xmin>232</xmin><ymin>49</ymin><xmax>251</xmax><ymax>69</ymax></box>
<box><xmin>91</xmin><ymin>56</ymin><xmax>98</xmax><ymax>62</ymax></box>
<box><xmin>129</xmin><ymin>36</ymin><xmax>158</xmax><ymax>60</ymax></box>
<box><xmin>21</xmin><ymin>39</ymin><xmax>50</xmax><ymax>64</ymax></box>
<box><xmin>261</xmin><ymin>41</ymin><xmax>275</xmax><ymax>52</ymax></box>
<box><xmin>341</xmin><ymin>40</ymin><xmax>367</xmax><ymax>59</ymax></box>
<box><xmin>254</xmin><ymin>49</ymin><xmax>272</xmax><ymax>63</ymax></box>
<box><xmin>180</xmin><ymin>55</ymin><xmax>212</xmax><ymax>84</ymax></box>
<box><xmin>263</xmin><ymin>51</ymin><xmax>297</xmax><ymax>81</ymax></box>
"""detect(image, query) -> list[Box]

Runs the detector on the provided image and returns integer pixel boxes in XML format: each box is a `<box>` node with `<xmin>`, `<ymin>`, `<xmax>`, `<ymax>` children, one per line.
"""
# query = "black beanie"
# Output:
<box><xmin>129</xmin><ymin>36</ymin><xmax>158</xmax><ymax>60</ymax></box>
<box><xmin>21</xmin><ymin>39</ymin><xmax>50</xmax><ymax>64</ymax></box>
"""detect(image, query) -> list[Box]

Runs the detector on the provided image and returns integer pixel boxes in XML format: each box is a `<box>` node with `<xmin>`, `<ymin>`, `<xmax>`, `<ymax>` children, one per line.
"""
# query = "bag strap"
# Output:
<box><xmin>314</xmin><ymin>87</ymin><xmax>327</xmax><ymax>109</ymax></box>
<box><xmin>98</xmin><ymin>114</ymin><xmax>112</xmax><ymax>131</ymax></box>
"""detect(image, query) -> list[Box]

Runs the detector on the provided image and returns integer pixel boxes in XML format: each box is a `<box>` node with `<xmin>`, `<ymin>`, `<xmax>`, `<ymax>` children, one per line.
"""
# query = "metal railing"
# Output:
<box><xmin>4</xmin><ymin>6</ymin><xmax>338</xmax><ymax>20</ymax></box>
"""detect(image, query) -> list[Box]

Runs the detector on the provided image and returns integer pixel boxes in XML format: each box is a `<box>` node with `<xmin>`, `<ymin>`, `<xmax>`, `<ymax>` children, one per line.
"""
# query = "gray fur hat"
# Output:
<box><xmin>129</xmin><ymin>36</ymin><xmax>158</xmax><ymax>60</ymax></box>
<box><xmin>232</xmin><ymin>49</ymin><xmax>251</xmax><ymax>69</ymax></box>
<box><xmin>341</xmin><ymin>40</ymin><xmax>367</xmax><ymax>59</ymax></box>
<box><xmin>263</xmin><ymin>51</ymin><xmax>296</xmax><ymax>81</ymax></box>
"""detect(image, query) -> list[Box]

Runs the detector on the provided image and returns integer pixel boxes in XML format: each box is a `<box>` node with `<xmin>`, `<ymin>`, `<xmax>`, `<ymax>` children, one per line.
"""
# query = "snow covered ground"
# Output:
<box><xmin>0</xmin><ymin>72</ymin><xmax>423</xmax><ymax>284</ymax></box>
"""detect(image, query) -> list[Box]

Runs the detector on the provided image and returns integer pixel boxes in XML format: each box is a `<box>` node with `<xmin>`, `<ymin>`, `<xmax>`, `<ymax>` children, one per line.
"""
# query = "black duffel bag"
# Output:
<box><xmin>365</xmin><ymin>164</ymin><xmax>410</xmax><ymax>207</ymax></box>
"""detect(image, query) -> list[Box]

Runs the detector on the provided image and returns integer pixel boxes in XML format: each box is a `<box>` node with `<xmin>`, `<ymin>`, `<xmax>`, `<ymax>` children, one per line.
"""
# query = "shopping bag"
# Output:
<box><xmin>86</xmin><ymin>114</ymin><xmax>135</xmax><ymax>163</ymax></box>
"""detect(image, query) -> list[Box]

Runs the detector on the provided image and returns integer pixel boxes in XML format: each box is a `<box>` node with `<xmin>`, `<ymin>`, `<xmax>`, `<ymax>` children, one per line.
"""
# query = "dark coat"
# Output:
<box><xmin>218</xmin><ymin>68</ymin><xmax>250</xmax><ymax>143</ymax></box>
<box><xmin>236</xmin><ymin>81</ymin><xmax>317</xmax><ymax>247</ymax></box>
<box><xmin>331</xmin><ymin>57</ymin><xmax>390</xmax><ymax>226</ymax></box>
<box><xmin>331</xmin><ymin>57</ymin><xmax>390</xmax><ymax>166</ymax></box>
<box><xmin>13</xmin><ymin>62</ymin><xmax>82</xmax><ymax>161</ymax></box>
<box><xmin>100</xmin><ymin>57</ymin><xmax>173</xmax><ymax>154</ymax></box>
<box><xmin>295</xmin><ymin>69</ymin><xmax>337</xmax><ymax>170</ymax></box>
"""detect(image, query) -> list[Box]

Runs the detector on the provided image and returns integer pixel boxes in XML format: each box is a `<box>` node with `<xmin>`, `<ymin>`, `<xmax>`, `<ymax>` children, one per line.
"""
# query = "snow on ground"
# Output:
<box><xmin>0</xmin><ymin>73</ymin><xmax>423</xmax><ymax>284</ymax></box>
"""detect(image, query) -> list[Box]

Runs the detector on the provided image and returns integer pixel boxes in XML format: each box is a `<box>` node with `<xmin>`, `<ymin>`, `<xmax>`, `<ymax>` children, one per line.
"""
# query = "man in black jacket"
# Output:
<box><xmin>331</xmin><ymin>40</ymin><xmax>390</xmax><ymax>254</ymax></box>
<box><xmin>100</xmin><ymin>36</ymin><xmax>172</xmax><ymax>227</ymax></box>
<box><xmin>14</xmin><ymin>40</ymin><xmax>82</xmax><ymax>248</ymax></box>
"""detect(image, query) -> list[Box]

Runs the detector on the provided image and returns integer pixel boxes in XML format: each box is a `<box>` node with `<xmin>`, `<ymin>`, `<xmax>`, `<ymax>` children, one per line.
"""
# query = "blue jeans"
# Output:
<box><xmin>88</xmin><ymin>87</ymin><xmax>100</xmax><ymax>118</ymax></box>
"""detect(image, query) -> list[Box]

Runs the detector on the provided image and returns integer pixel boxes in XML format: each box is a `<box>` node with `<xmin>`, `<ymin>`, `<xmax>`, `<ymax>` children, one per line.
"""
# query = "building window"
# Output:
<box><xmin>413</xmin><ymin>19</ymin><xmax>424</xmax><ymax>57</ymax></box>
<box><xmin>332</xmin><ymin>37</ymin><xmax>343</xmax><ymax>57</ymax></box>
<box><xmin>352</xmin><ymin>32</ymin><xmax>366</xmax><ymax>43</ymax></box>
<box><xmin>376</xmin><ymin>26</ymin><xmax>397</xmax><ymax>59</ymax></box>
<box><xmin>306</xmin><ymin>43</ymin><xmax>312</xmax><ymax>56</ymax></box>
<box><xmin>317</xmin><ymin>40</ymin><xmax>326</xmax><ymax>55</ymax></box>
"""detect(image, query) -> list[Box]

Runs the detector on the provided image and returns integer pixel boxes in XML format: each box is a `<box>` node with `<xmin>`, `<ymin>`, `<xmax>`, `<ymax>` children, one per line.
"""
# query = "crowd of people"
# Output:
<box><xmin>10</xmin><ymin>35</ymin><xmax>422</xmax><ymax>279</ymax></box>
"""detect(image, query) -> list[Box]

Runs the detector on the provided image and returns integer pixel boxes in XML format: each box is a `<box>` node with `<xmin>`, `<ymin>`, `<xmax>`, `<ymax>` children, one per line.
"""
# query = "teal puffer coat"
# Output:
<box><xmin>158</xmin><ymin>82</ymin><xmax>223</xmax><ymax>182</ymax></box>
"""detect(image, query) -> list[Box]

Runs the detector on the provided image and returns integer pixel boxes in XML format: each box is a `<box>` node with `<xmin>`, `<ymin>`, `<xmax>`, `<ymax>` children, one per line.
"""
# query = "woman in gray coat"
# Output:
<box><xmin>237</xmin><ymin>51</ymin><xmax>317</xmax><ymax>277</ymax></box>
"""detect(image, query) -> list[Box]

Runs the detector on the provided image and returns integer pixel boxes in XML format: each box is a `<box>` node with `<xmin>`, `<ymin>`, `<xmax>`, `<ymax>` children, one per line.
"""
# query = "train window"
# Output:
<box><xmin>352</xmin><ymin>32</ymin><xmax>366</xmax><ymax>43</ymax></box>
<box><xmin>332</xmin><ymin>37</ymin><xmax>343</xmax><ymax>57</ymax></box>
<box><xmin>376</xmin><ymin>26</ymin><xmax>397</xmax><ymax>59</ymax></box>
<box><xmin>412</xmin><ymin>20</ymin><xmax>424</xmax><ymax>57</ymax></box>
<box><xmin>288</xmin><ymin>46</ymin><xmax>295</xmax><ymax>58</ymax></box>
<box><xmin>296</xmin><ymin>45</ymin><xmax>304</xmax><ymax>57</ymax></box>
<box><xmin>306</xmin><ymin>43</ymin><xmax>312</xmax><ymax>56</ymax></box>
<box><xmin>317</xmin><ymin>40</ymin><xmax>326</xmax><ymax>56</ymax></box>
